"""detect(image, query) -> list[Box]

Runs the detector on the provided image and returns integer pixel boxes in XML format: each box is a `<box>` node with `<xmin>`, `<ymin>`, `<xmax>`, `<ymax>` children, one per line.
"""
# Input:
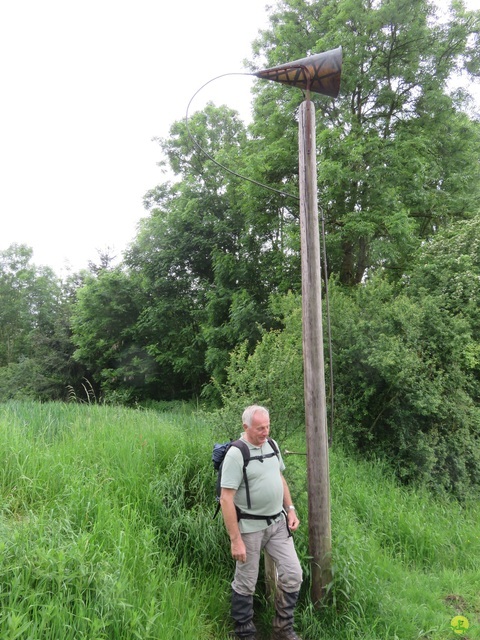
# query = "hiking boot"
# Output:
<box><xmin>272</xmin><ymin>590</ymin><xmax>301</xmax><ymax>640</ymax></box>
<box><xmin>231</xmin><ymin>590</ymin><xmax>257</xmax><ymax>639</ymax></box>
<box><xmin>233</xmin><ymin>623</ymin><xmax>257</xmax><ymax>639</ymax></box>
<box><xmin>271</xmin><ymin>629</ymin><xmax>302</xmax><ymax>640</ymax></box>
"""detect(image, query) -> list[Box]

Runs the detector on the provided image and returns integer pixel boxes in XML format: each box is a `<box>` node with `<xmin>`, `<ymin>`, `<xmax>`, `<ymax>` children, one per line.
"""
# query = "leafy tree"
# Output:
<box><xmin>408</xmin><ymin>215</ymin><xmax>480</xmax><ymax>340</ymax></box>
<box><xmin>323</xmin><ymin>215</ymin><xmax>480</xmax><ymax>489</ymax></box>
<box><xmin>407</xmin><ymin>214</ymin><xmax>480</xmax><ymax>400</ymax></box>
<box><xmin>127</xmin><ymin>103</ymin><xmax>295</xmax><ymax>398</ymax></box>
<box><xmin>329</xmin><ymin>277</ymin><xmax>480</xmax><ymax>497</ymax></box>
<box><xmin>0</xmin><ymin>244</ymin><xmax>85</xmax><ymax>401</ymax></box>
<box><xmin>70</xmin><ymin>268</ymin><xmax>156</xmax><ymax>403</ymax></box>
<box><xmin>105</xmin><ymin>0</ymin><xmax>480</xmax><ymax>409</ymax></box>
<box><xmin>247</xmin><ymin>0</ymin><xmax>480</xmax><ymax>284</ymax></box>
<box><xmin>0</xmin><ymin>244</ymin><xmax>39</xmax><ymax>367</ymax></box>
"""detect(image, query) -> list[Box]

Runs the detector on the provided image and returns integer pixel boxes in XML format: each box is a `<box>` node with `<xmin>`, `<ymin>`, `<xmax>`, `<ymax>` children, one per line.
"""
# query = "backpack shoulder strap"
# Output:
<box><xmin>267</xmin><ymin>437</ymin><xmax>280</xmax><ymax>457</ymax></box>
<box><xmin>230</xmin><ymin>439</ymin><xmax>250</xmax><ymax>465</ymax></box>
<box><xmin>230</xmin><ymin>439</ymin><xmax>252</xmax><ymax>508</ymax></box>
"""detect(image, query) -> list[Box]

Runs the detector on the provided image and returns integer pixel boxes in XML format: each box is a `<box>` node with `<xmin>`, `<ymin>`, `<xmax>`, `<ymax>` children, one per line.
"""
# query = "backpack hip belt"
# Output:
<box><xmin>235</xmin><ymin>507</ymin><xmax>283</xmax><ymax>526</ymax></box>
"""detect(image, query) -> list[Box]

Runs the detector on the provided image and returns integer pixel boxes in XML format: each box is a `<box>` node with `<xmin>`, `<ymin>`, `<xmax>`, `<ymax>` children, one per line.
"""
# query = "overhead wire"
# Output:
<box><xmin>185</xmin><ymin>72</ymin><xmax>300</xmax><ymax>201</ymax></box>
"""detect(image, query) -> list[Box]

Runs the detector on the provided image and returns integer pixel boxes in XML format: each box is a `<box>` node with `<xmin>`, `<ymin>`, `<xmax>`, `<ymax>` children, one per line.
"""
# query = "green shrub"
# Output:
<box><xmin>214</xmin><ymin>292</ymin><xmax>305</xmax><ymax>441</ymax></box>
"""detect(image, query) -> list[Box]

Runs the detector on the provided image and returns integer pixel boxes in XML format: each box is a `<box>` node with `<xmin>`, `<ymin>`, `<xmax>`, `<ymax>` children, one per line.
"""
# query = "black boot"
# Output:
<box><xmin>272</xmin><ymin>590</ymin><xmax>302</xmax><ymax>640</ymax></box>
<box><xmin>231</xmin><ymin>590</ymin><xmax>257</xmax><ymax>639</ymax></box>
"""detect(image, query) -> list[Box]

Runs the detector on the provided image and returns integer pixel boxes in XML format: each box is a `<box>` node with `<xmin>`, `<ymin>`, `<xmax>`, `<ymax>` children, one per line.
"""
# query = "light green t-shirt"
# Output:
<box><xmin>220</xmin><ymin>436</ymin><xmax>286</xmax><ymax>533</ymax></box>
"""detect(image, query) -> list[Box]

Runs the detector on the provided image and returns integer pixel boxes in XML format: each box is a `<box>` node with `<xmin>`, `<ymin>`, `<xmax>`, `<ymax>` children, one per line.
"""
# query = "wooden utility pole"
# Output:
<box><xmin>298</xmin><ymin>98</ymin><xmax>332</xmax><ymax>604</ymax></box>
<box><xmin>254</xmin><ymin>45</ymin><xmax>341</xmax><ymax>605</ymax></box>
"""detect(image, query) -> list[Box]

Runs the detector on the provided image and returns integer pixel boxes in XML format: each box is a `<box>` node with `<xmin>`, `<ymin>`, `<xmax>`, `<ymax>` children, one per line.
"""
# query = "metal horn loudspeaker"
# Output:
<box><xmin>254</xmin><ymin>46</ymin><xmax>342</xmax><ymax>98</ymax></box>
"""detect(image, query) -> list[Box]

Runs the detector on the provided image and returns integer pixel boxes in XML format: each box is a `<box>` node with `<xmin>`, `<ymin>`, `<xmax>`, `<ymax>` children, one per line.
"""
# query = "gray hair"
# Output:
<box><xmin>242</xmin><ymin>405</ymin><xmax>269</xmax><ymax>428</ymax></box>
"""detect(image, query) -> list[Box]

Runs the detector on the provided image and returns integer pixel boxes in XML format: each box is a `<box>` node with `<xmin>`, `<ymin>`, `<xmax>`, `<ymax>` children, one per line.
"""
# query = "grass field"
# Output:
<box><xmin>0</xmin><ymin>401</ymin><xmax>478</xmax><ymax>639</ymax></box>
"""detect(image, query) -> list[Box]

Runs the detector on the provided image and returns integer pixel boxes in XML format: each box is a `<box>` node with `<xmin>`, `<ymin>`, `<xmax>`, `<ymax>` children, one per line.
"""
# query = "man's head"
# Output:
<box><xmin>242</xmin><ymin>405</ymin><xmax>270</xmax><ymax>446</ymax></box>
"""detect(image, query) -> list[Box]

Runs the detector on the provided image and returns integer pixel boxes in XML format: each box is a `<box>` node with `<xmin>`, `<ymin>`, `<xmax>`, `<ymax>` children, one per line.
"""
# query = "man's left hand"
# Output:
<box><xmin>287</xmin><ymin>509</ymin><xmax>300</xmax><ymax>532</ymax></box>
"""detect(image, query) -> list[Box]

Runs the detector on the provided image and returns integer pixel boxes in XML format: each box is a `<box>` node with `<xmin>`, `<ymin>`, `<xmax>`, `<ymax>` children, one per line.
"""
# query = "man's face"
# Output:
<box><xmin>244</xmin><ymin>410</ymin><xmax>270</xmax><ymax>446</ymax></box>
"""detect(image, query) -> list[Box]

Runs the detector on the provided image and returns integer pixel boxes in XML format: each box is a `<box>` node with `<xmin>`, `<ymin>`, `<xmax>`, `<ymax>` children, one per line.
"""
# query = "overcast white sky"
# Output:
<box><xmin>0</xmin><ymin>0</ymin><xmax>270</xmax><ymax>274</ymax></box>
<box><xmin>1</xmin><ymin>0</ymin><xmax>478</xmax><ymax>276</ymax></box>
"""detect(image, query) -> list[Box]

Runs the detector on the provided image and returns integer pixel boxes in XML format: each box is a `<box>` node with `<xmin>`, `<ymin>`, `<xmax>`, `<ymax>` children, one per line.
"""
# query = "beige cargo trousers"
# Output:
<box><xmin>232</xmin><ymin>515</ymin><xmax>303</xmax><ymax>596</ymax></box>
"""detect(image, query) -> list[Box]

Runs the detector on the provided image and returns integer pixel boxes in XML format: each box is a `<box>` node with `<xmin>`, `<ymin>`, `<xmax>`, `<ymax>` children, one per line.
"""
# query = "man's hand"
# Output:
<box><xmin>231</xmin><ymin>536</ymin><xmax>247</xmax><ymax>563</ymax></box>
<box><xmin>287</xmin><ymin>508</ymin><xmax>300</xmax><ymax>532</ymax></box>
<box><xmin>220</xmin><ymin>488</ymin><xmax>247</xmax><ymax>562</ymax></box>
<box><xmin>281</xmin><ymin>475</ymin><xmax>300</xmax><ymax>532</ymax></box>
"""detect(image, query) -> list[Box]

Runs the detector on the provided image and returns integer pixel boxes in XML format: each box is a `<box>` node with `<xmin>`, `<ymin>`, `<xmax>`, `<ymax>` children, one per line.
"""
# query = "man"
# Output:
<box><xmin>220</xmin><ymin>404</ymin><xmax>303</xmax><ymax>640</ymax></box>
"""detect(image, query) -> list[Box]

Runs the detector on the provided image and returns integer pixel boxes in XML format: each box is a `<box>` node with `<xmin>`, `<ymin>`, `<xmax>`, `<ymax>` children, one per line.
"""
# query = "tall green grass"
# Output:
<box><xmin>0</xmin><ymin>401</ymin><xmax>231</xmax><ymax>639</ymax></box>
<box><xmin>0</xmin><ymin>401</ymin><xmax>479</xmax><ymax>639</ymax></box>
<box><xmin>292</xmin><ymin>451</ymin><xmax>480</xmax><ymax>639</ymax></box>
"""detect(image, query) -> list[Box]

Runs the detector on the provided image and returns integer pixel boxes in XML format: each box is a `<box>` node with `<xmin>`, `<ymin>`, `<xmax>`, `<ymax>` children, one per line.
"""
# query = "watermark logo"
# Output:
<box><xmin>451</xmin><ymin>615</ymin><xmax>469</xmax><ymax>635</ymax></box>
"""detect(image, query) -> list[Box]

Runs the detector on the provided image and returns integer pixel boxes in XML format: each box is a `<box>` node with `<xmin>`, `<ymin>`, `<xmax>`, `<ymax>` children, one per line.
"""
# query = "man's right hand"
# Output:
<box><xmin>220</xmin><ymin>488</ymin><xmax>247</xmax><ymax>562</ymax></box>
<box><xmin>231</xmin><ymin>537</ymin><xmax>247</xmax><ymax>563</ymax></box>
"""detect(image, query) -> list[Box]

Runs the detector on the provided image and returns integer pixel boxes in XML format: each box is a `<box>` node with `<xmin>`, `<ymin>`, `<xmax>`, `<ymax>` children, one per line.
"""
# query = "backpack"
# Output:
<box><xmin>212</xmin><ymin>437</ymin><xmax>280</xmax><ymax>520</ymax></box>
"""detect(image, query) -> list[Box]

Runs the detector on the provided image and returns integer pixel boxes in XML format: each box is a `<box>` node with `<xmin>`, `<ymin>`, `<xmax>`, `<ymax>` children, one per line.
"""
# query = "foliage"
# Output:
<box><xmin>0</xmin><ymin>402</ymin><xmax>479</xmax><ymax>640</ymax></box>
<box><xmin>0</xmin><ymin>402</ymin><xmax>228</xmax><ymax>640</ymax></box>
<box><xmin>329</xmin><ymin>276</ymin><xmax>480</xmax><ymax>499</ymax></box>
<box><xmin>217</xmin><ymin>212</ymin><xmax>480</xmax><ymax>498</ymax></box>
<box><xmin>0</xmin><ymin>245</ymin><xmax>87</xmax><ymax>401</ymax></box>
<box><xmin>1</xmin><ymin>0</ymin><xmax>480</xmax><ymax>506</ymax></box>
<box><xmin>408</xmin><ymin>215</ymin><xmax>480</xmax><ymax>345</ymax></box>
<box><xmin>126</xmin><ymin>103</ymin><xmax>295</xmax><ymax>399</ymax></box>
<box><xmin>213</xmin><ymin>292</ymin><xmax>305</xmax><ymax>441</ymax></box>
<box><xmin>248</xmin><ymin>0</ymin><xmax>480</xmax><ymax>284</ymax></box>
<box><xmin>0</xmin><ymin>245</ymin><xmax>57</xmax><ymax>369</ymax></box>
<box><xmin>70</xmin><ymin>268</ymin><xmax>157</xmax><ymax>403</ymax></box>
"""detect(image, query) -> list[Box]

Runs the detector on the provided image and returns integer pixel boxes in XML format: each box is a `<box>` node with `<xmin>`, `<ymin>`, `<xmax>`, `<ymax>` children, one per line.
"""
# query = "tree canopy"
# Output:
<box><xmin>248</xmin><ymin>0</ymin><xmax>480</xmax><ymax>283</ymax></box>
